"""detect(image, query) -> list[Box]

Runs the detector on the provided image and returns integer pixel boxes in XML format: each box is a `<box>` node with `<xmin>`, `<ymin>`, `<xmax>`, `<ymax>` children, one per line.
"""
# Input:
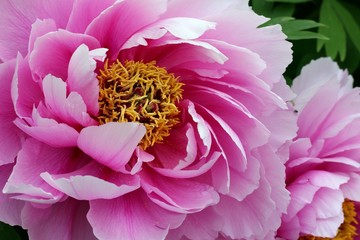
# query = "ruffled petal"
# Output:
<box><xmin>29</xmin><ymin>29</ymin><xmax>100</xmax><ymax>81</ymax></box>
<box><xmin>0</xmin><ymin>59</ymin><xmax>23</xmax><ymax>165</ymax></box>
<box><xmin>85</xmin><ymin>0</ymin><xmax>167</xmax><ymax>59</ymax></box>
<box><xmin>166</xmin><ymin>206</ymin><xmax>223</xmax><ymax>240</ymax></box>
<box><xmin>11</xmin><ymin>54</ymin><xmax>43</xmax><ymax>118</ymax></box>
<box><xmin>3</xmin><ymin>138</ymin><xmax>86</xmax><ymax>203</ymax></box>
<box><xmin>78</xmin><ymin>122</ymin><xmax>146</xmax><ymax>172</ymax></box>
<box><xmin>28</xmin><ymin>18</ymin><xmax>58</xmax><ymax>54</ymax></box>
<box><xmin>67</xmin><ymin>44</ymin><xmax>107</xmax><ymax>116</ymax></box>
<box><xmin>122</xmin><ymin>17</ymin><xmax>216</xmax><ymax>50</ymax></box>
<box><xmin>141</xmin><ymin>170</ymin><xmax>219</xmax><ymax>213</ymax></box>
<box><xmin>22</xmin><ymin>198</ymin><xmax>97</xmax><ymax>240</ymax></box>
<box><xmin>66</xmin><ymin>0</ymin><xmax>116</xmax><ymax>33</ymax></box>
<box><xmin>213</xmin><ymin>178</ymin><xmax>276</xmax><ymax>239</ymax></box>
<box><xmin>41</xmin><ymin>162</ymin><xmax>140</xmax><ymax>200</ymax></box>
<box><xmin>88</xmin><ymin>190</ymin><xmax>185</xmax><ymax>240</ymax></box>
<box><xmin>14</xmin><ymin>107</ymin><xmax>79</xmax><ymax>148</ymax></box>
<box><xmin>0</xmin><ymin>164</ymin><xmax>24</xmax><ymax>226</ymax></box>
<box><xmin>42</xmin><ymin>74</ymin><xmax>97</xmax><ymax>127</ymax></box>
<box><xmin>0</xmin><ymin>0</ymin><xmax>73</xmax><ymax>61</ymax></box>
<box><xmin>292</xmin><ymin>58</ymin><xmax>353</xmax><ymax>104</ymax></box>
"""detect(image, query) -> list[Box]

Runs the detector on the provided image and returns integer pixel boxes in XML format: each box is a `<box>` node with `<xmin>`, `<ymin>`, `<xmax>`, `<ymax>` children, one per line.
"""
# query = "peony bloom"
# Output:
<box><xmin>0</xmin><ymin>0</ymin><xmax>295</xmax><ymax>239</ymax></box>
<box><xmin>277</xmin><ymin>58</ymin><xmax>360</xmax><ymax>239</ymax></box>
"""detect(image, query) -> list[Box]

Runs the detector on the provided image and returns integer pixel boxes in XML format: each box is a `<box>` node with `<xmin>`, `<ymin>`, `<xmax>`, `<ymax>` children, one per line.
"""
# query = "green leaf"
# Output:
<box><xmin>251</xmin><ymin>0</ymin><xmax>274</xmax><ymax>16</ymax></box>
<box><xmin>281</xmin><ymin>19</ymin><xmax>326</xmax><ymax>31</ymax></box>
<box><xmin>0</xmin><ymin>222</ymin><xmax>22</xmax><ymax>240</ymax></box>
<box><xmin>331</xmin><ymin>0</ymin><xmax>360</xmax><ymax>54</ymax></box>
<box><xmin>317</xmin><ymin>0</ymin><xmax>347</xmax><ymax>61</ymax></box>
<box><xmin>272</xmin><ymin>3</ymin><xmax>296</xmax><ymax>17</ymax></box>
<box><xmin>285</xmin><ymin>31</ymin><xmax>329</xmax><ymax>40</ymax></box>
<box><xmin>266</xmin><ymin>0</ymin><xmax>311</xmax><ymax>3</ymax></box>
<box><xmin>260</xmin><ymin>17</ymin><xmax>328</xmax><ymax>40</ymax></box>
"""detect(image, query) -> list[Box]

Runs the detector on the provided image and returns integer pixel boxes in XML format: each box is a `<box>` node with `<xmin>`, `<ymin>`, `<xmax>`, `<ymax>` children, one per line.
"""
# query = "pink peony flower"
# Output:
<box><xmin>277</xmin><ymin>58</ymin><xmax>360</xmax><ymax>239</ymax></box>
<box><xmin>0</xmin><ymin>0</ymin><xmax>295</xmax><ymax>239</ymax></box>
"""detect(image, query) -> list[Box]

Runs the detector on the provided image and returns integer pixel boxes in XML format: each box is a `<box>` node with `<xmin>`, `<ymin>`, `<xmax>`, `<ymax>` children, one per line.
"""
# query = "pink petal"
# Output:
<box><xmin>153</xmin><ymin>123</ymin><xmax>197</xmax><ymax>170</ymax></box>
<box><xmin>0</xmin><ymin>0</ymin><xmax>73</xmax><ymax>61</ymax></box>
<box><xmin>42</xmin><ymin>74</ymin><xmax>97</xmax><ymax>127</ymax></box>
<box><xmin>67</xmin><ymin>44</ymin><xmax>107</xmax><ymax>116</ymax></box>
<box><xmin>164</xmin><ymin>0</ymin><xmax>244</xmax><ymax>18</ymax></box>
<box><xmin>0</xmin><ymin>164</ymin><xmax>24</xmax><ymax>226</ymax></box>
<box><xmin>85</xmin><ymin>0</ymin><xmax>167</xmax><ymax>59</ymax></box>
<box><xmin>141</xmin><ymin>170</ymin><xmax>219</xmax><ymax>213</ymax></box>
<box><xmin>340</xmin><ymin>173</ymin><xmax>360</xmax><ymax>201</ymax></box>
<box><xmin>166</xmin><ymin>206</ymin><xmax>223</xmax><ymax>240</ymax></box>
<box><xmin>0</xmin><ymin>59</ymin><xmax>23</xmax><ymax>165</ymax></box>
<box><xmin>122</xmin><ymin>17</ymin><xmax>216</xmax><ymax>50</ymax></box>
<box><xmin>41</xmin><ymin>162</ymin><xmax>140</xmax><ymax>200</ymax></box>
<box><xmin>78</xmin><ymin>122</ymin><xmax>146</xmax><ymax>172</ymax></box>
<box><xmin>3</xmin><ymin>138</ymin><xmax>87</xmax><ymax>203</ymax></box>
<box><xmin>22</xmin><ymin>198</ymin><xmax>97</xmax><ymax>240</ymax></box>
<box><xmin>28</xmin><ymin>18</ymin><xmax>58</xmax><ymax>54</ymax></box>
<box><xmin>14</xmin><ymin>107</ymin><xmax>79</xmax><ymax>148</ymax></box>
<box><xmin>88</xmin><ymin>190</ymin><xmax>185</xmax><ymax>240</ymax></box>
<box><xmin>29</xmin><ymin>29</ymin><xmax>100</xmax><ymax>81</ymax></box>
<box><xmin>151</xmin><ymin>151</ymin><xmax>221</xmax><ymax>179</ymax></box>
<box><xmin>186</xmin><ymin>85</ymin><xmax>270</xmax><ymax>150</ymax></box>
<box><xmin>66</xmin><ymin>0</ymin><xmax>116</xmax><ymax>33</ymax></box>
<box><xmin>296</xmin><ymin>82</ymin><xmax>341</xmax><ymax>139</ymax></box>
<box><xmin>213</xmin><ymin>179</ymin><xmax>276</xmax><ymax>239</ymax></box>
<box><xmin>201</xmin><ymin>8</ymin><xmax>291</xmax><ymax>86</ymax></box>
<box><xmin>296</xmin><ymin>170</ymin><xmax>349</xmax><ymax>189</ymax></box>
<box><xmin>11</xmin><ymin>54</ymin><xmax>43</xmax><ymax>118</ymax></box>
<box><xmin>292</xmin><ymin>58</ymin><xmax>352</xmax><ymax>103</ymax></box>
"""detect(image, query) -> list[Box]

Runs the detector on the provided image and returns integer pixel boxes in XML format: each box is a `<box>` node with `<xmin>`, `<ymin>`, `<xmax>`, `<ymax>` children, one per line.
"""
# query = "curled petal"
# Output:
<box><xmin>78</xmin><ymin>122</ymin><xmax>146</xmax><ymax>172</ymax></box>
<box><xmin>88</xmin><ymin>190</ymin><xmax>185</xmax><ymax>240</ymax></box>
<box><xmin>29</xmin><ymin>29</ymin><xmax>100</xmax><ymax>81</ymax></box>
<box><xmin>67</xmin><ymin>44</ymin><xmax>107</xmax><ymax>116</ymax></box>
<box><xmin>141</xmin><ymin>170</ymin><xmax>219</xmax><ymax>213</ymax></box>
<box><xmin>41</xmin><ymin>162</ymin><xmax>140</xmax><ymax>200</ymax></box>
<box><xmin>14</xmin><ymin>108</ymin><xmax>79</xmax><ymax>148</ymax></box>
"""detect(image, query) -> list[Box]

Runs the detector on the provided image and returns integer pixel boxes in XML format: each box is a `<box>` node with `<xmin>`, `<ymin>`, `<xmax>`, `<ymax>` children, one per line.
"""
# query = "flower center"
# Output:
<box><xmin>299</xmin><ymin>200</ymin><xmax>358</xmax><ymax>240</ymax></box>
<box><xmin>97</xmin><ymin>60</ymin><xmax>183</xmax><ymax>149</ymax></box>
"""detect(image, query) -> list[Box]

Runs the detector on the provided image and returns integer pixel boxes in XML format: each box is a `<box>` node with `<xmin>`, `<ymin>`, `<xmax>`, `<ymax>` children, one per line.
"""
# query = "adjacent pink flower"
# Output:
<box><xmin>0</xmin><ymin>0</ymin><xmax>295</xmax><ymax>239</ymax></box>
<box><xmin>278</xmin><ymin>58</ymin><xmax>360</xmax><ymax>239</ymax></box>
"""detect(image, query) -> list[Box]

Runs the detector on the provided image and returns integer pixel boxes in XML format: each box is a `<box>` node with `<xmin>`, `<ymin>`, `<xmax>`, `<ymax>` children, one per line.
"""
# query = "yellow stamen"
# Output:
<box><xmin>97</xmin><ymin>60</ymin><xmax>183</xmax><ymax>149</ymax></box>
<box><xmin>299</xmin><ymin>200</ymin><xmax>358</xmax><ymax>240</ymax></box>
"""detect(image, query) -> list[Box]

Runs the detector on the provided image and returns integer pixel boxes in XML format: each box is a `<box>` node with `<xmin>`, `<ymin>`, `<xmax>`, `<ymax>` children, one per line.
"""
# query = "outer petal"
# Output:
<box><xmin>78</xmin><ymin>122</ymin><xmax>146</xmax><ymax>172</ymax></box>
<box><xmin>0</xmin><ymin>164</ymin><xmax>24</xmax><ymax>226</ymax></box>
<box><xmin>122</xmin><ymin>17</ymin><xmax>216</xmax><ymax>50</ymax></box>
<box><xmin>11</xmin><ymin>54</ymin><xmax>43</xmax><ymax>118</ymax></box>
<box><xmin>0</xmin><ymin>0</ymin><xmax>73</xmax><ymax>61</ymax></box>
<box><xmin>3</xmin><ymin>138</ymin><xmax>87</xmax><ymax>203</ymax></box>
<box><xmin>41</xmin><ymin>162</ymin><xmax>140</xmax><ymax>200</ymax></box>
<box><xmin>22</xmin><ymin>198</ymin><xmax>97</xmax><ymax>240</ymax></box>
<box><xmin>213</xmin><ymin>178</ymin><xmax>276</xmax><ymax>239</ymax></box>
<box><xmin>85</xmin><ymin>0</ymin><xmax>167</xmax><ymax>59</ymax></box>
<box><xmin>14</xmin><ymin>107</ymin><xmax>79</xmax><ymax>148</ymax></box>
<box><xmin>166</xmin><ymin>206</ymin><xmax>223</xmax><ymax>240</ymax></box>
<box><xmin>66</xmin><ymin>0</ymin><xmax>116</xmax><ymax>33</ymax></box>
<box><xmin>0</xmin><ymin>59</ymin><xmax>23</xmax><ymax>165</ymax></box>
<box><xmin>292</xmin><ymin>57</ymin><xmax>353</xmax><ymax>104</ymax></box>
<box><xmin>88</xmin><ymin>190</ymin><xmax>185</xmax><ymax>240</ymax></box>
<box><xmin>202</xmin><ymin>8</ymin><xmax>292</xmax><ymax>86</ymax></box>
<box><xmin>29</xmin><ymin>29</ymin><xmax>100</xmax><ymax>81</ymax></box>
<box><xmin>28</xmin><ymin>18</ymin><xmax>58</xmax><ymax>54</ymax></box>
<box><xmin>141</xmin><ymin>169</ymin><xmax>219</xmax><ymax>213</ymax></box>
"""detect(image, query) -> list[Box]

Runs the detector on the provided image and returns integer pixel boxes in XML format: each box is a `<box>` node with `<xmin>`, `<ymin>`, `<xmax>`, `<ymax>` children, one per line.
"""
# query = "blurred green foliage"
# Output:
<box><xmin>251</xmin><ymin>0</ymin><xmax>360</xmax><ymax>85</ymax></box>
